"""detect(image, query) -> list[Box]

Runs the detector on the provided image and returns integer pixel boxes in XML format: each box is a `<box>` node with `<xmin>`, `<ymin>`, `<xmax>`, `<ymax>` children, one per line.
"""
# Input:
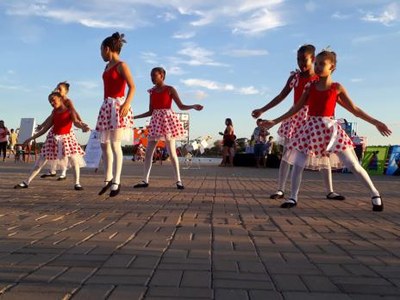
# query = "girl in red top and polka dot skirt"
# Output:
<box><xmin>252</xmin><ymin>44</ymin><xmax>345</xmax><ymax>202</ymax></box>
<box><xmin>262</xmin><ymin>50</ymin><xmax>391</xmax><ymax>211</ymax></box>
<box><xmin>96</xmin><ymin>32</ymin><xmax>135</xmax><ymax>197</ymax></box>
<box><xmin>14</xmin><ymin>92</ymin><xmax>88</xmax><ymax>190</ymax></box>
<box><xmin>133</xmin><ymin>67</ymin><xmax>203</xmax><ymax>190</ymax></box>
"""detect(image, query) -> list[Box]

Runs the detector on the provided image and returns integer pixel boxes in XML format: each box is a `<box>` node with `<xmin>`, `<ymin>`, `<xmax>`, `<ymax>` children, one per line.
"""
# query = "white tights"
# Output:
<box><xmin>278</xmin><ymin>147</ymin><xmax>335</xmax><ymax>194</ymax></box>
<box><xmin>101</xmin><ymin>129</ymin><xmax>123</xmax><ymax>185</ymax></box>
<box><xmin>289</xmin><ymin>149</ymin><xmax>379</xmax><ymax>201</ymax></box>
<box><xmin>26</xmin><ymin>156</ymin><xmax>81</xmax><ymax>185</ymax></box>
<box><xmin>142</xmin><ymin>139</ymin><xmax>181</xmax><ymax>183</ymax></box>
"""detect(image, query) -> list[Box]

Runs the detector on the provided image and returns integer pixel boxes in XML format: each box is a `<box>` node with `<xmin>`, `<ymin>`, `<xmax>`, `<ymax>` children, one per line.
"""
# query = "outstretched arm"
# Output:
<box><xmin>260</xmin><ymin>84</ymin><xmax>310</xmax><ymax>129</ymax></box>
<box><xmin>170</xmin><ymin>86</ymin><xmax>203</xmax><ymax>111</ymax></box>
<box><xmin>337</xmin><ymin>84</ymin><xmax>392</xmax><ymax>137</ymax></box>
<box><xmin>24</xmin><ymin>115</ymin><xmax>53</xmax><ymax>144</ymax></box>
<box><xmin>134</xmin><ymin>100</ymin><xmax>153</xmax><ymax>119</ymax></box>
<box><xmin>251</xmin><ymin>74</ymin><xmax>294</xmax><ymax>118</ymax></box>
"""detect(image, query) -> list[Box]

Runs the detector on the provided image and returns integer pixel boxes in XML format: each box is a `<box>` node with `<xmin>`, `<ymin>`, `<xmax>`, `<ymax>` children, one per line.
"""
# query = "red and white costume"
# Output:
<box><xmin>40</xmin><ymin>109</ymin><xmax>86</xmax><ymax>169</ymax></box>
<box><xmin>277</xmin><ymin>70</ymin><xmax>318</xmax><ymax>145</ymax></box>
<box><xmin>147</xmin><ymin>86</ymin><xmax>186</xmax><ymax>141</ymax></box>
<box><xmin>96</xmin><ymin>62</ymin><xmax>134</xmax><ymax>142</ymax></box>
<box><xmin>283</xmin><ymin>82</ymin><xmax>354</xmax><ymax>170</ymax></box>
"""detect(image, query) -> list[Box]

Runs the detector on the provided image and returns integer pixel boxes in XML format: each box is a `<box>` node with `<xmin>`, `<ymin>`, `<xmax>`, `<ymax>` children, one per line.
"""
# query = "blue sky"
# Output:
<box><xmin>0</xmin><ymin>0</ymin><xmax>399</xmax><ymax>147</ymax></box>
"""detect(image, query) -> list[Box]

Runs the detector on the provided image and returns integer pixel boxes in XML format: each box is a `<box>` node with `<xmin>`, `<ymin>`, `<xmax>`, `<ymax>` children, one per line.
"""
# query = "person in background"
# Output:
<box><xmin>0</xmin><ymin>120</ymin><xmax>10</xmax><ymax>162</ymax></box>
<box><xmin>251</xmin><ymin>119</ymin><xmax>269</xmax><ymax>168</ymax></box>
<box><xmin>8</xmin><ymin>128</ymin><xmax>18</xmax><ymax>158</ymax></box>
<box><xmin>219</xmin><ymin>118</ymin><xmax>235</xmax><ymax>167</ymax></box>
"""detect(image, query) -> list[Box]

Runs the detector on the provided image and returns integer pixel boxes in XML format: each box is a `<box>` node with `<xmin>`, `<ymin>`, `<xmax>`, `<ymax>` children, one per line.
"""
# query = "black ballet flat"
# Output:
<box><xmin>74</xmin><ymin>184</ymin><xmax>84</xmax><ymax>191</ymax></box>
<box><xmin>270</xmin><ymin>190</ymin><xmax>284</xmax><ymax>199</ymax></box>
<box><xmin>98</xmin><ymin>180</ymin><xmax>113</xmax><ymax>195</ymax></box>
<box><xmin>326</xmin><ymin>192</ymin><xmax>346</xmax><ymax>201</ymax></box>
<box><xmin>372</xmin><ymin>195</ymin><xmax>384</xmax><ymax>212</ymax></box>
<box><xmin>176</xmin><ymin>181</ymin><xmax>185</xmax><ymax>190</ymax></box>
<box><xmin>280</xmin><ymin>198</ymin><xmax>297</xmax><ymax>208</ymax></box>
<box><xmin>109</xmin><ymin>183</ymin><xmax>121</xmax><ymax>197</ymax></box>
<box><xmin>40</xmin><ymin>173</ymin><xmax>56</xmax><ymax>178</ymax></box>
<box><xmin>14</xmin><ymin>181</ymin><xmax>29</xmax><ymax>189</ymax></box>
<box><xmin>133</xmin><ymin>181</ymin><xmax>149</xmax><ymax>188</ymax></box>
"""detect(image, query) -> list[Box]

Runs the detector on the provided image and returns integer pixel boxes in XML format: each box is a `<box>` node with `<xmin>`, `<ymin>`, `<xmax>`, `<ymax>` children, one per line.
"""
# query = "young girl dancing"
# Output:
<box><xmin>96</xmin><ymin>32</ymin><xmax>135</xmax><ymax>197</ymax></box>
<box><xmin>252</xmin><ymin>44</ymin><xmax>345</xmax><ymax>201</ymax></box>
<box><xmin>40</xmin><ymin>81</ymin><xmax>87</xmax><ymax>180</ymax></box>
<box><xmin>14</xmin><ymin>92</ymin><xmax>88</xmax><ymax>190</ymax></box>
<box><xmin>261</xmin><ymin>50</ymin><xmax>391</xmax><ymax>211</ymax></box>
<box><xmin>133</xmin><ymin>67</ymin><xmax>203</xmax><ymax>189</ymax></box>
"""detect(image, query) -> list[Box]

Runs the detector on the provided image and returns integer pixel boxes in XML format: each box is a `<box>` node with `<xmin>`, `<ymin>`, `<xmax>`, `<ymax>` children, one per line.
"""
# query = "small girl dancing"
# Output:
<box><xmin>261</xmin><ymin>50</ymin><xmax>391</xmax><ymax>211</ymax></box>
<box><xmin>14</xmin><ymin>92</ymin><xmax>88</xmax><ymax>190</ymax></box>
<box><xmin>96</xmin><ymin>32</ymin><xmax>135</xmax><ymax>197</ymax></box>
<box><xmin>133</xmin><ymin>67</ymin><xmax>203</xmax><ymax>189</ymax></box>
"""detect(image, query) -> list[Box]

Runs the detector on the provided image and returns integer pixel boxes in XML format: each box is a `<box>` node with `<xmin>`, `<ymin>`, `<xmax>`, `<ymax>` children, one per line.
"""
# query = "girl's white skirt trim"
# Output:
<box><xmin>39</xmin><ymin>128</ymin><xmax>86</xmax><ymax>170</ymax></box>
<box><xmin>96</xmin><ymin>96</ymin><xmax>134</xmax><ymax>143</ymax></box>
<box><xmin>277</xmin><ymin>106</ymin><xmax>309</xmax><ymax>146</ymax></box>
<box><xmin>148</xmin><ymin>109</ymin><xmax>186</xmax><ymax>141</ymax></box>
<box><xmin>282</xmin><ymin>116</ymin><xmax>354</xmax><ymax>170</ymax></box>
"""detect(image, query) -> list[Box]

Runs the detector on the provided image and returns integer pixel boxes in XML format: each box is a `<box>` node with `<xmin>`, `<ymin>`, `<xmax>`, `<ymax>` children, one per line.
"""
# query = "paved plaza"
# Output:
<box><xmin>0</xmin><ymin>160</ymin><xmax>399</xmax><ymax>300</ymax></box>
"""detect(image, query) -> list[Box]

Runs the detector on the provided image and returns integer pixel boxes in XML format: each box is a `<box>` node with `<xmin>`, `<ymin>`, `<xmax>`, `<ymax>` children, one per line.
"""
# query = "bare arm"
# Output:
<box><xmin>24</xmin><ymin>115</ymin><xmax>53</xmax><ymax>144</ymax></box>
<box><xmin>170</xmin><ymin>86</ymin><xmax>203</xmax><ymax>111</ymax></box>
<box><xmin>118</xmin><ymin>62</ymin><xmax>136</xmax><ymax>117</ymax></box>
<box><xmin>251</xmin><ymin>74</ymin><xmax>294</xmax><ymax>118</ymax></box>
<box><xmin>36</xmin><ymin>115</ymin><xmax>52</xmax><ymax>131</ymax></box>
<box><xmin>260</xmin><ymin>84</ymin><xmax>310</xmax><ymax>129</ymax></box>
<box><xmin>134</xmin><ymin>100</ymin><xmax>153</xmax><ymax>119</ymax></box>
<box><xmin>337</xmin><ymin>84</ymin><xmax>392</xmax><ymax>136</ymax></box>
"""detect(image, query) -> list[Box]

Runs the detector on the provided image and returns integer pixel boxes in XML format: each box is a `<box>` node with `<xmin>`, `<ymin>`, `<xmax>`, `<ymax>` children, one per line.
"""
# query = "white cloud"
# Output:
<box><xmin>181</xmin><ymin>78</ymin><xmax>260</xmax><ymax>95</ymax></box>
<box><xmin>172</xmin><ymin>32</ymin><xmax>196</xmax><ymax>39</ymax></box>
<box><xmin>239</xmin><ymin>86</ymin><xmax>260</xmax><ymax>95</ymax></box>
<box><xmin>233</xmin><ymin>8</ymin><xmax>284</xmax><ymax>35</ymax></box>
<box><xmin>157</xmin><ymin>12</ymin><xmax>176</xmax><ymax>22</ymax></box>
<box><xmin>75</xmin><ymin>80</ymin><xmax>99</xmax><ymax>90</ymax></box>
<box><xmin>167</xmin><ymin>66</ymin><xmax>185</xmax><ymax>75</ymax></box>
<box><xmin>177</xmin><ymin>44</ymin><xmax>226</xmax><ymax>66</ymax></box>
<box><xmin>361</xmin><ymin>2</ymin><xmax>399</xmax><ymax>26</ymax></box>
<box><xmin>350</xmin><ymin>78</ymin><xmax>364</xmax><ymax>83</ymax></box>
<box><xmin>226</xmin><ymin>49</ymin><xmax>269</xmax><ymax>57</ymax></box>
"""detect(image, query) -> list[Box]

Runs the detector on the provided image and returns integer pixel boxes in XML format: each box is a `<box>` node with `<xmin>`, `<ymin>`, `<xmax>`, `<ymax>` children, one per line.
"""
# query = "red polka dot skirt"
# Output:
<box><xmin>148</xmin><ymin>109</ymin><xmax>186</xmax><ymax>141</ymax></box>
<box><xmin>283</xmin><ymin>116</ymin><xmax>354</xmax><ymax>170</ymax></box>
<box><xmin>40</xmin><ymin>128</ymin><xmax>86</xmax><ymax>168</ymax></box>
<box><xmin>96</xmin><ymin>97</ymin><xmax>134</xmax><ymax>132</ymax></box>
<box><xmin>277</xmin><ymin>106</ymin><xmax>309</xmax><ymax>146</ymax></box>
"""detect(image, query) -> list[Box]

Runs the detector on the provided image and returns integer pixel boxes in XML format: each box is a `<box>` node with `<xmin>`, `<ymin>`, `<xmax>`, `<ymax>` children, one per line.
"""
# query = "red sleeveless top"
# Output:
<box><xmin>52</xmin><ymin>109</ymin><xmax>72</xmax><ymax>135</ymax></box>
<box><xmin>103</xmin><ymin>62</ymin><xmax>126</xmax><ymax>99</ymax></box>
<box><xmin>307</xmin><ymin>83</ymin><xmax>338</xmax><ymax>117</ymax></box>
<box><xmin>293</xmin><ymin>73</ymin><xmax>319</xmax><ymax>104</ymax></box>
<box><xmin>149</xmin><ymin>86</ymin><xmax>173</xmax><ymax>109</ymax></box>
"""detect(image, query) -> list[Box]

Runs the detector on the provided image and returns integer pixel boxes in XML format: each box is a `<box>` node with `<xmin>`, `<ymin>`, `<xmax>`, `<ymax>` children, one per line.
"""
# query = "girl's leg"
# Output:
<box><xmin>271</xmin><ymin>146</ymin><xmax>290</xmax><ymax>198</ymax></box>
<box><xmin>165</xmin><ymin>139</ymin><xmax>181</xmax><ymax>183</ymax></box>
<box><xmin>320</xmin><ymin>165</ymin><xmax>345</xmax><ymax>200</ymax></box>
<box><xmin>229</xmin><ymin>147</ymin><xmax>235</xmax><ymax>166</ymax></box>
<box><xmin>337</xmin><ymin>149</ymin><xmax>381</xmax><ymax>208</ymax></box>
<box><xmin>281</xmin><ymin>151</ymin><xmax>307</xmax><ymax>208</ymax></box>
<box><xmin>101</xmin><ymin>142</ymin><xmax>113</xmax><ymax>183</ymax></box>
<box><xmin>70</xmin><ymin>156</ymin><xmax>83</xmax><ymax>190</ymax></box>
<box><xmin>26</xmin><ymin>156</ymin><xmax>48</xmax><ymax>185</ymax></box>
<box><xmin>143</xmin><ymin>140</ymin><xmax>158</xmax><ymax>183</ymax></box>
<box><xmin>108</xmin><ymin>129</ymin><xmax>124</xmax><ymax>195</ymax></box>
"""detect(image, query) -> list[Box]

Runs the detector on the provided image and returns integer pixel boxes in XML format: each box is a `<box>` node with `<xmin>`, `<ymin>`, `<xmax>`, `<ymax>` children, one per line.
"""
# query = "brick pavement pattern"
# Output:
<box><xmin>0</xmin><ymin>160</ymin><xmax>399</xmax><ymax>299</ymax></box>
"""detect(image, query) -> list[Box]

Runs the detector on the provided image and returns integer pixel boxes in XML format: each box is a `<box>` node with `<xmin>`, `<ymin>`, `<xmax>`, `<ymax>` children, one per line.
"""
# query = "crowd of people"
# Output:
<box><xmin>5</xmin><ymin>33</ymin><xmax>392</xmax><ymax>212</ymax></box>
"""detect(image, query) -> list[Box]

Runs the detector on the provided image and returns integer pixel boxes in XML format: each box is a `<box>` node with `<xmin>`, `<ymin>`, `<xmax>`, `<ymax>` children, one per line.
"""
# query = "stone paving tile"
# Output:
<box><xmin>1</xmin><ymin>161</ymin><xmax>400</xmax><ymax>299</ymax></box>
